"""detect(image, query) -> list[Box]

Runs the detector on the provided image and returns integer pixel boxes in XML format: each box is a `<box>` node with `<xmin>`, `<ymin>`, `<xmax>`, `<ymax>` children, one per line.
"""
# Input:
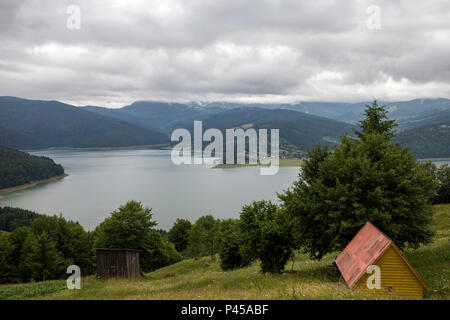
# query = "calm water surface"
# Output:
<box><xmin>0</xmin><ymin>149</ymin><xmax>299</xmax><ymax>230</ymax></box>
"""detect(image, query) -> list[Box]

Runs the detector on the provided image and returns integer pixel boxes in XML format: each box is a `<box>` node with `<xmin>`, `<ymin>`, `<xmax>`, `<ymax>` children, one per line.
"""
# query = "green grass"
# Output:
<box><xmin>1</xmin><ymin>204</ymin><xmax>449</xmax><ymax>300</ymax></box>
<box><xmin>0</xmin><ymin>281</ymin><xmax>66</xmax><ymax>300</ymax></box>
<box><xmin>403</xmin><ymin>204</ymin><xmax>450</xmax><ymax>299</ymax></box>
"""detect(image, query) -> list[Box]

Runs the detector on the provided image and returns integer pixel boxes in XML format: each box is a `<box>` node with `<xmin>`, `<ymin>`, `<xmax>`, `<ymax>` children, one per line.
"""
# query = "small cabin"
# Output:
<box><xmin>96</xmin><ymin>248</ymin><xmax>141</xmax><ymax>279</ymax></box>
<box><xmin>335</xmin><ymin>221</ymin><xmax>429</xmax><ymax>299</ymax></box>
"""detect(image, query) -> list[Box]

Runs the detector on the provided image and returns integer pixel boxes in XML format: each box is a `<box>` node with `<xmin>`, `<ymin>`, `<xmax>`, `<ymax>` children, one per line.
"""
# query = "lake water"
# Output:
<box><xmin>0</xmin><ymin>149</ymin><xmax>299</xmax><ymax>230</ymax></box>
<box><xmin>1</xmin><ymin>149</ymin><xmax>448</xmax><ymax>231</ymax></box>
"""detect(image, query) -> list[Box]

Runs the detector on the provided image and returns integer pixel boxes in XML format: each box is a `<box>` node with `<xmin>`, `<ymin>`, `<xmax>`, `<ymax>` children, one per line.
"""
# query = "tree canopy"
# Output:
<box><xmin>94</xmin><ymin>201</ymin><xmax>180</xmax><ymax>272</ymax></box>
<box><xmin>240</xmin><ymin>201</ymin><xmax>295</xmax><ymax>273</ymax></box>
<box><xmin>280</xmin><ymin>100</ymin><xmax>437</xmax><ymax>260</ymax></box>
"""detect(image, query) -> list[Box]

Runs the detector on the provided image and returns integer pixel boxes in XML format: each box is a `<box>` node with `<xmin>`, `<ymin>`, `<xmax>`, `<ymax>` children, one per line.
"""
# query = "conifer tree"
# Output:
<box><xmin>280</xmin><ymin>100</ymin><xmax>438</xmax><ymax>260</ymax></box>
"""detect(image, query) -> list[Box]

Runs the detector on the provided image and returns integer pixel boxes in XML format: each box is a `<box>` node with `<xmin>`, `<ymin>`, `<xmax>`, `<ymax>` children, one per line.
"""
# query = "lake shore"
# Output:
<box><xmin>0</xmin><ymin>174</ymin><xmax>69</xmax><ymax>198</ymax></box>
<box><xmin>419</xmin><ymin>157</ymin><xmax>450</xmax><ymax>161</ymax></box>
<box><xmin>20</xmin><ymin>144</ymin><xmax>170</xmax><ymax>152</ymax></box>
<box><xmin>213</xmin><ymin>158</ymin><xmax>304</xmax><ymax>169</ymax></box>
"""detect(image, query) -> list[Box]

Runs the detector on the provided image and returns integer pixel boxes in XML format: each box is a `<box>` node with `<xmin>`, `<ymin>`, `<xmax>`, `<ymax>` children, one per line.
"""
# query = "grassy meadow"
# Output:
<box><xmin>1</xmin><ymin>204</ymin><xmax>448</xmax><ymax>300</ymax></box>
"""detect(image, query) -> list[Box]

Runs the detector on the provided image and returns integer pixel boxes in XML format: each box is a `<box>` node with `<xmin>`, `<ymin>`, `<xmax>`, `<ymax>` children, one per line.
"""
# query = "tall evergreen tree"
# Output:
<box><xmin>7</xmin><ymin>227</ymin><xmax>33</xmax><ymax>282</ymax></box>
<box><xmin>29</xmin><ymin>232</ymin><xmax>64</xmax><ymax>281</ymax></box>
<box><xmin>0</xmin><ymin>232</ymin><xmax>12</xmax><ymax>283</ymax></box>
<box><xmin>280</xmin><ymin>100</ymin><xmax>438</xmax><ymax>260</ymax></box>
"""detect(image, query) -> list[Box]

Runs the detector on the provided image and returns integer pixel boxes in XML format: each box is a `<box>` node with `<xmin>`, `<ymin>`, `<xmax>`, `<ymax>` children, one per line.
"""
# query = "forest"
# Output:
<box><xmin>0</xmin><ymin>145</ymin><xmax>64</xmax><ymax>189</ymax></box>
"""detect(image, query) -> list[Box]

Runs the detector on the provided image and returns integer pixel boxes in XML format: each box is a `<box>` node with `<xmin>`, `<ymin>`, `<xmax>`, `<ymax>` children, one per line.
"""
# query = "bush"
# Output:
<box><xmin>240</xmin><ymin>201</ymin><xmax>295</xmax><ymax>273</ymax></box>
<box><xmin>217</xmin><ymin>219</ymin><xmax>252</xmax><ymax>271</ymax></box>
<box><xmin>168</xmin><ymin>218</ymin><xmax>192</xmax><ymax>253</ymax></box>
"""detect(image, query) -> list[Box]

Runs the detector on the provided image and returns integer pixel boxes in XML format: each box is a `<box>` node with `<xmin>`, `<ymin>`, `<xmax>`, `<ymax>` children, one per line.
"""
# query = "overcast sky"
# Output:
<box><xmin>0</xmin><ymin>0</ymin><xmax>449</xmax><ymax>107</ymax></box>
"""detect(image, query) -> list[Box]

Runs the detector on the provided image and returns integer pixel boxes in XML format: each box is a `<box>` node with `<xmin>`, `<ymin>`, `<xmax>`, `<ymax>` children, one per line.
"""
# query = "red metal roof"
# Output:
<box><xmin>335</xmin><ymin>221</ymin><xmax>392</xmax><ymax>288</ymax></box>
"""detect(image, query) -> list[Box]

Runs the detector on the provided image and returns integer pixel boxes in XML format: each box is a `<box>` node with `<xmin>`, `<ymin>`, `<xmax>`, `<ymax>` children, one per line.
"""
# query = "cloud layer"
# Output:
<box><xmin>0</xmin><ymin>0</ymin><xmax>449</xmax><ymax>107</ymax></box>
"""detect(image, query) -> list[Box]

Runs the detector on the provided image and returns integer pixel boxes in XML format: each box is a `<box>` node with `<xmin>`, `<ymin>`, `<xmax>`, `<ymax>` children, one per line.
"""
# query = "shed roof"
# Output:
<box><xmin>95</xmin><ymin>248</ymin><xmax>141</xmax><ymax>253</ymax></box>
<box><xmin>335</xmin><ymin>221</ymin><xmax>391</xmax><ymax>288</ymax></box>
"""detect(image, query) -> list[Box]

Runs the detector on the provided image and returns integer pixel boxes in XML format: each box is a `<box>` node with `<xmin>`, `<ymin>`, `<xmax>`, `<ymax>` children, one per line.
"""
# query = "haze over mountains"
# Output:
<box><xmin>0</xmin><ymin>96</ymin><xmax>449</xmax><ymax>158</ymax></box>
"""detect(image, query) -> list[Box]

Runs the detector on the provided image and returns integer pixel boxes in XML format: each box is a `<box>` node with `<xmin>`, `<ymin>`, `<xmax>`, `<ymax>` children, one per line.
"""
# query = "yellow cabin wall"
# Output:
<box><xmin>356</xmin><ymin>245</ymin><xmax>424</xmax><ymax>299</ymax></box>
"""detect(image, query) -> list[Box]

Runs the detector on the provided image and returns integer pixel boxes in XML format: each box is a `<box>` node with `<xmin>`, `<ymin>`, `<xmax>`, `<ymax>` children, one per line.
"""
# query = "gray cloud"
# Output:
<box><xmin>0</xmin><ymin>0</ymin><xmax>449</xmax><ymax>107</ymax></box>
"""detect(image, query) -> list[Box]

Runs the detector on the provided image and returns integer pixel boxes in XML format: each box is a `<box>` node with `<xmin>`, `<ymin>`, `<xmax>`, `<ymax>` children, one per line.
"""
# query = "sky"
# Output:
<box><xmin>0</xmin><ymin>0</ymin><xmax>449</xmax><ymax>108</ymax></box>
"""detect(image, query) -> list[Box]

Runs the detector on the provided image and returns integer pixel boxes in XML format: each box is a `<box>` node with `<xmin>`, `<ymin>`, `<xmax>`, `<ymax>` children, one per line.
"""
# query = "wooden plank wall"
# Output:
<box><xmin>96</xmin><ymin>249</ymin><xmax>140</xmax><ymax>279</ymax></box>
<box><xmin>357</xmin><ymin>246</ymin><xmax>424</xmax><ymax>299</ymax></box>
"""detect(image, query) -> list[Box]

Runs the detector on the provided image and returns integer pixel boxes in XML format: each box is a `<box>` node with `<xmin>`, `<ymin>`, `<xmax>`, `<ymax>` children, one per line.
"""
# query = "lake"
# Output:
<box><xmin>1</xmin><ymin>150</ymin><xmax>448</xmax><ymax>231</ymax></box>
<box><xmin>0</xmin><ymin>149</ymin><xmax>300</xmax><ymax>230</ymax></box>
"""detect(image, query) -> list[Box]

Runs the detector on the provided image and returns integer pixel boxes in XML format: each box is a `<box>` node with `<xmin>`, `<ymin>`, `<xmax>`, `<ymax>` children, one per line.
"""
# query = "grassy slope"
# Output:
<box><xmin>1</xmin><ymin>205</ymin><xmax>448</xmax><ymax>300</ymax></box>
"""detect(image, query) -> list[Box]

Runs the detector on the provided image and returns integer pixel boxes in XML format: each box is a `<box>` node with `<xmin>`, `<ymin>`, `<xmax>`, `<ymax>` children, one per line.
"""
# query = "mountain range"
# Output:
<box><xmin>0</xmin><ymin>96</ymin><xmax>449</xmax><ymax>158</ymax></box>
<box><xmin>0</xmin><ymin>97</ymin><xmax>168</xmax><ymax>149</ymax></box>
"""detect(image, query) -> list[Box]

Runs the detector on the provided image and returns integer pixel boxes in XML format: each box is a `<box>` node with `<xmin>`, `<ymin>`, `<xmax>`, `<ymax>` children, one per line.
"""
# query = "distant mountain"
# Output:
<box><xmin>189</xmin><ymin>98</ymin><xmax>450</xmax><ymax>131</ymax></box>
<box><xmin>2</xmin><ymin>96</ymin><xmax>448</xmax><ymax>158</ymax></box>
<box><xmin>197</xmin><ymin>107</ymin><xmax>356</xmax><ymax>157</ymax></box>
<box><xmin>0</xmin><ymin>145</ymin><xmax>64</xmax><ymax>189</ymax></box>
<box><xmin>394</xmin><ymin>113</ymin><xmax>450</xmax><ymax>158</ymax></box>
<box><xmin>85</xmin><ymin>101</ymin><xmax>223</xmax><ymax>134</ymax></box>
<box><xmin>0</xmin><ymin>97</ymin><xmax>169</xmax><ymax>149</ymax></box>
<box><xmin>84</xmin><ymin>98</ymin><xmax>450</xmax><ymax>136</ymax></box>
<box><xmin>85</xmin><ymin>102</ymin><xmax>356</xmax><ymax>157</ymax></box>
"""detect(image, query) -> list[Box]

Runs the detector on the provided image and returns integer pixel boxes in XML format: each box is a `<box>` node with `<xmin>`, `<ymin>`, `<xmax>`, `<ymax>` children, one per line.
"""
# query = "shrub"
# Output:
<box><xmin>217</xmin><ymin>219</ymin><xmax>252</xmax><ymax>271</ymax></box>
<box><xmin>240</xmin><ymin>201</ymin><xmax>295</xmax><ymax>273</ymax></box>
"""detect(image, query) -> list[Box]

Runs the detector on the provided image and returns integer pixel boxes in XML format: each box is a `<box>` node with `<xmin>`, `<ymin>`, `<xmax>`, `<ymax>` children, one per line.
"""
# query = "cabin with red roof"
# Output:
<box><xmin>335</xmin><ymin>221</ymin><xmax>429</xmax><ymax>299</ymax></box>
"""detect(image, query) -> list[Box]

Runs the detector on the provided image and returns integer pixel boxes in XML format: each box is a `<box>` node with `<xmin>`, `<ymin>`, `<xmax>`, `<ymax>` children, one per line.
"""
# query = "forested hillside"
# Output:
<box><xmin>0</xmin><ymin>146</ymin><xmax>64</xmax><ymax>189</ymax></box>
<box><xmin>0</xmin><ymin>97</ymin><xmax>169</xmax><ymax>149</ymax></box>
<box><xmin>394</xmin><ymin>114</ymin><xmax>450</xmax><ymax>158</ymax></box>
<box><xmin>0</xmin><ymin>207</ymin><xmax>41</xmax><ymax>232</ymax></box>
<box><xmin>1</xmin><ymin>96</ymin><xmax>448</xmax><ymax>158</ymax></box>
<box><xmin>85</xmin><ymin>101</ymin><xmax>223</xmax><ymax>134</ymax></box>
<box><xmin>199</xmin><ymin>107</ymin><xmax>355</xmax><ymax>157</ymax></box>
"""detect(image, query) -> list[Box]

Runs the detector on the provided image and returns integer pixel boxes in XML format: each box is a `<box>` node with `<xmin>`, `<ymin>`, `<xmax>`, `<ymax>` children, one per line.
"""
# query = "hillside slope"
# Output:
<box><xmin>0</xmin><ymin>145</ymin><xmax>64</xmax><ymax>189</ymax></box>
<box><xmin>85</xmin><ymin>101</ymin><xmax>222</xmax><ymax>134</ymax></box>
<box><xmin>200</xmin><ymin>107</ymin><xmax>356</xmax><ymax>156</ymax></box>
<box><xmin>394</xmin><ymin>113</ymin><xmax>450</xmax><ymax>158</ymax></box>
<box><xmin>190</xmin><ymin>98</ymin><xmax>450</xmax><ymax>131</ymax></box>
<box><xmin>0</xmin><ymin>97</ymin><xmax>169</xmax><ymax>149</ymax></box>
<box><xmin>1</xmin><ymin>204</ymin><xmax>447</xmax><ymax>300</ymax></box>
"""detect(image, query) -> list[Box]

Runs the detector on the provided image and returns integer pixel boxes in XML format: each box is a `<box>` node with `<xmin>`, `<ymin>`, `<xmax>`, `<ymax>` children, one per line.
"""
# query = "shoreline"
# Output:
<box><xmin>20</xmin><ymin>144</ymin><xmax>171</xmax><ymax>152</ymax></box>
<box><xmin>0</xmin><ymin>174</ymin><xmax>69</xmax><ymax>198</ymax></box>
<box><xmin>419</xmin><ymin>157</ymin><xmax>450</xmax><ymax>161</ymax></box>
<box><xmin>213</xmin><ymin>158</ymin><xmax>304</xmax><ymax>169</ymax></box>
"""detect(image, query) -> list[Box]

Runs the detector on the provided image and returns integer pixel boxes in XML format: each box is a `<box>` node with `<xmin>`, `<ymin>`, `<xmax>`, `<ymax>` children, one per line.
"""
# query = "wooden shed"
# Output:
<box><xmin>96</xmin><ymin>248</ymin><xmax>141</xmax><ymax>279</ymax></box>
<box><xmin>335</xmin><ymin>221</ymin><xmax>429</xmax><ymax>299</ymax></box>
